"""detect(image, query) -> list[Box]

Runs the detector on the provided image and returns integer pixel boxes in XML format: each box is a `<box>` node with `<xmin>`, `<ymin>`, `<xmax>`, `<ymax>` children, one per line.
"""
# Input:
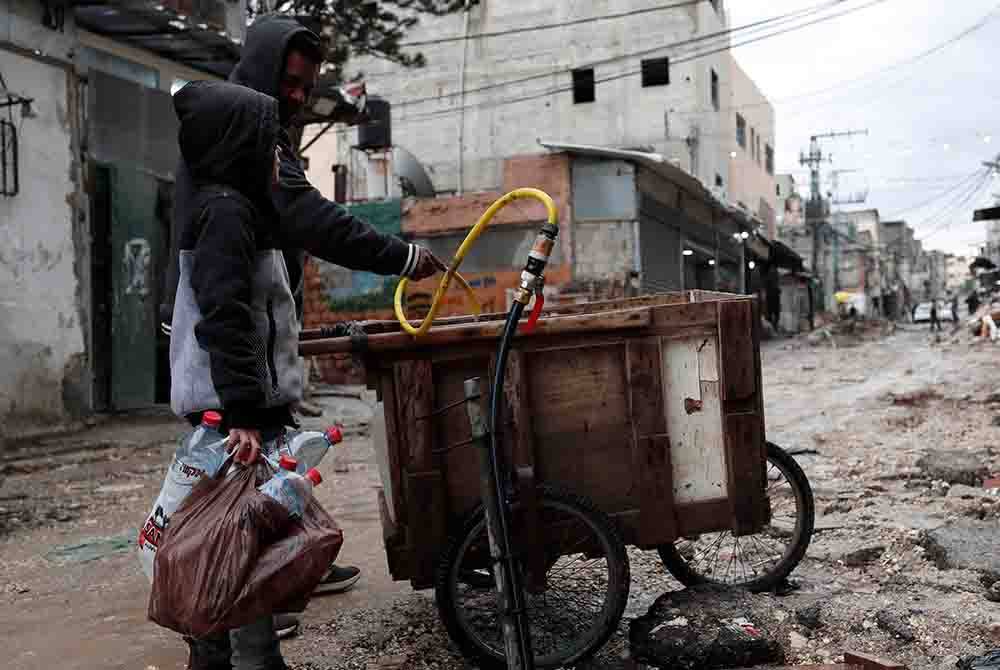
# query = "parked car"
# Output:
<box><xmin>913</xmin><ymin>300</ymin><xmax>955</xmax><ymax>323</ymax></box>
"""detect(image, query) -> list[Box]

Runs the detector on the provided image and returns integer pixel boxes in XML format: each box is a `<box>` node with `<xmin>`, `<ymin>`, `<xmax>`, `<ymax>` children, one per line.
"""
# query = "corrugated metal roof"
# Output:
<box><xmin>74</xmin><ymin>1</ymin><xmax>241</xmax><ymax>78</ymax></box>
<box><xmin>537</xmin><ymin>139</ymin><xmax>761</xmax><ymax>231</ymax></box>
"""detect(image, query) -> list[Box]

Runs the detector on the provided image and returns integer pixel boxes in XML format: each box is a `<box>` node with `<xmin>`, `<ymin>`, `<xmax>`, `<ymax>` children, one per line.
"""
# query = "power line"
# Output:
<box><xmin>918</xmin><ymin>171</ymin><xmax>993</xmax><ymax>240</ymax></box>
<box><xmin>665</xmin><ymin>1</ymin><xmax>1000</xmax><ymax>121</ymax></box>
<box><xmin>393</xmin><ymin>0</ymin><xmax>892</xmax><ymax>125</ymax></box>
<box><xmin>398</xmin><ymin>0</ymin><xmax>703</xmax><ymax>48</ymax></box>
<box><xmin>390</xmin><ymin>0</ymin><xmax>852</xmax><ymax>111</ymax></box>
<box><xmin>881</xmin><ymin>170</ymin><xmax>987</xmax><ymax>220</ymax></box>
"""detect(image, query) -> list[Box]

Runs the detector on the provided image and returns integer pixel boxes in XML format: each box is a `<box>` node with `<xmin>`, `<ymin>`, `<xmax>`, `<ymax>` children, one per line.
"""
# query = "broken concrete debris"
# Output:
<box><xmin>916</xmin><ymin>451</ymin><xmax>991</xmax><ymax>486</ymax></box>
<box><xmin>630</xmin><ymin>586</ymin><xmax>786</xmax><ymax>669</ymax></box>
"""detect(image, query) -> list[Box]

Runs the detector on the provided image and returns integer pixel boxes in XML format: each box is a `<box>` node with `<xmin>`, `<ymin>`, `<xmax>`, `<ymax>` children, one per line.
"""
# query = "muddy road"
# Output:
<box><xmin>1</xmin><ymin>326</ymin><xmax>998</xmax><ymax>669</ymax></box>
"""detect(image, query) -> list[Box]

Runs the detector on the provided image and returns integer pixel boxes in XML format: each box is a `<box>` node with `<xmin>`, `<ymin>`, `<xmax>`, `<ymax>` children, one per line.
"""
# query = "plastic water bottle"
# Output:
<box><xmin>137</xmin><ymin>411</ymin><xmax>228</xmax><ymax>580</ymax></box>
<box><xmin>172</xmin><ymin>411</ymin><xmax>229</xmax><ymax>480</ymax></box>
<box><xmin>258</xmin><ymin>455</ymin><xmax>322</xmax><ymax>519</ymax></box>
<box><xmin>279</xmin><ymin>426</ymin><xmax>343</xmax><ymax>474</ymax></box>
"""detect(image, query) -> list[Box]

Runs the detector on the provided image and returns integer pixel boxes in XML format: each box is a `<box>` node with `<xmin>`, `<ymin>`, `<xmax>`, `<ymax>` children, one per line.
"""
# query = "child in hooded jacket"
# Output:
<box><xmin>169</xmin><ymin>79</ymin><xmax>293</xmax><ymax>670</ymax></box>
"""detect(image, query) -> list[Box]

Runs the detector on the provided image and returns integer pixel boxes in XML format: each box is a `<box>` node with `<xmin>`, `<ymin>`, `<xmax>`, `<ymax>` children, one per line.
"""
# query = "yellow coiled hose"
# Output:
<box><xmin>394</xmin><ymin>188</ymin><xmax>559</xmax><ymax>336</ymax></box>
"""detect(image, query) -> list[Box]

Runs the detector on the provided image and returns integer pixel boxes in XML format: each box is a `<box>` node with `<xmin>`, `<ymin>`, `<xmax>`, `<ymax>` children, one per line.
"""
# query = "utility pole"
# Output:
<box><xmin>799</xmin><ymin>129</ymin><xmax>869</xmax><ymax>309</ymax></box>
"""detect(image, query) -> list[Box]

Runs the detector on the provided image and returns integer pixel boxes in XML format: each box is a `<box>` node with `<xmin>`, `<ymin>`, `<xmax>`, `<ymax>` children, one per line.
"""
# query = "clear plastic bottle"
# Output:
<box><xmin>138</xmin><ymin>411</ymin><xmax>228</xmax><ymax>580</ymax></box>
<box><xmin>258</xmin><ymin>454</ymin><xmax>322</xmax><ymax>519</ymax></box>
<box><xmin>278</xmin><ymin>425</ymin><xmax>343</xmax><ymax>473</ymax></box>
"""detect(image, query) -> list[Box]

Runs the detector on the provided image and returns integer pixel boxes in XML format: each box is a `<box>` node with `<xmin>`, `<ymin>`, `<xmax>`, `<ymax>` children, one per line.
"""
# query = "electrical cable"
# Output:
<box><xmin>390</xmin><ymin>0</ymin><xmax>855</xmax><ymax>111</ymax></box>
<box><xmin>393</xmin><ymin>0</ymin><xmax>891</xmax><ymax>125</ymax></box>
<box><xmin>881</xmin><ymin>170</ymin><xmax>987</xmax><ymax>220</ymax></box>
<box><xmin>398</xmin><ymin>0</ymin><xmax>703</xmax><ymax>47</ymax></box>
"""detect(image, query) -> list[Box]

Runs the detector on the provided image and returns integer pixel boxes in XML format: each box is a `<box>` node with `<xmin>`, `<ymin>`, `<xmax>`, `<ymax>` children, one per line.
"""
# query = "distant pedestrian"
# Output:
<box><xmin>967</xmin><ymin>291</ymin><xmax>981</xmax><ymax>315</ymax></box>
<box><xmin>930</xmin><ymin>300</ymin><xmax>942</xmax><ymax>332</ymax></box>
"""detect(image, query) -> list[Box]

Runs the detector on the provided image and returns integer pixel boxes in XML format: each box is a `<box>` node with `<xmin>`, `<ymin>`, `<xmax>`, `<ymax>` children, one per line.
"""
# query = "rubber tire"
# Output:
<box><xmin>434</xmin><ymin>486</ymin><xmax>630</xmax><ymax>669</ymax></box>
<box><xmin>657</xmin><ymin>442</ymin><xmax>814</xmax><ymax>592</ymax></box>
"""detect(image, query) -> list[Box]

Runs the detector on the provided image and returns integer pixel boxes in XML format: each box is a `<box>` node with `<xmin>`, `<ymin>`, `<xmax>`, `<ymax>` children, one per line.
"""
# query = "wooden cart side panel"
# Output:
<box><xmin>626</xmin><ymin>337</ymin><xmax>676</xmax><ymax>546</ymax></box>
<box><xmin>661</xmin><ymin>337</ymin><xmax>729</xmax><ymax>506</ymax></box>
<box><xmin>528</xmin><ymin>344</ymin><xmax>636</xmax><ymax>515</ymax></box>
<box><xmin>434</xmin><ymin>357</ymin><xmax>492</xmax><ymax>519</ymax></box>
<box><xmin>717</xmin><ymin>299</ymin><xmax>767</xmax><ymax>535</ymax></box>
<box><xmin>393</xmin><ymin>359</ymin><xmax>448</xmax><ymax>589</ymax></box>
<box><xmin>379</xmin><ymin>368</ymin><xmax>405</xmax><ymax>534</ymax></box>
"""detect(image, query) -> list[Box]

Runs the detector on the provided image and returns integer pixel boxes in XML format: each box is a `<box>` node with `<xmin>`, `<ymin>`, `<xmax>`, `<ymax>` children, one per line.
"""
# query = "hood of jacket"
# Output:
<box><xmin>229</xmin><ymin>15</ymin><xmax>318</xmax><ymax>120</ymax></box>
<box><xmin>173</xmin><ymin>80</ymin><xmax>278</xmax><ymax>201</ymax></box>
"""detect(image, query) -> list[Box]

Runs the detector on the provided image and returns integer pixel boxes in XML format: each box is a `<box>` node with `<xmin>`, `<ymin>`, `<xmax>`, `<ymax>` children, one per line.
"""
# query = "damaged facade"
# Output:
<box><xmin>0</xmin><ymin>0</ymin><xmax>242</xmax><ymax>438</ymax></box>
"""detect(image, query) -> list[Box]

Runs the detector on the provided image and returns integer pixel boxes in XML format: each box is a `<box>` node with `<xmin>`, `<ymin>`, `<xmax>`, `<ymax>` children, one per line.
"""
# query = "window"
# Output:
<box><xmin>736</xmin><ymin>114</ymin><xmax>746</xmax><ymax>148</ymax></box>
<box><xmin>711</xmin><ymin>0</ymin><xmax>722</xmax><ymax>13</ymax></box>
<box><xmin>715</xmin><ymin>174</ymin><xmax>724</xmax><ymax>188</ymax></box>
<box><xmin>756</xmin><ymin>135</ymin><xmax>762</xmax><ymax>165</ymax></box>
<box><xmin>641</xmin><ymin>57</ymin><xmax>670</xmax><ymax>87</ymax></box>
<box><xmin>776</xmin><ymin>183</ymin><xmax>781</xmax><ymax>197</ymax></box>
<box><xmin>750</xmin><ymin>127</ymin><xmax>756</xmax><ymax>159</ymax></box>
<box><xmin>765</xmin><ymin>144</ymin><xmax>775</xmax><ymax>175</ymax></box>
<box><xmin>78</xmin><ymin>46</ymin><xmax>160</xmax><ymax>90</ymax></box>
<box><xmin>573</xmin><ymin>68</ymin><xmax>595</xmax><ymax>104</ymax></box>
<box><xmin>710</xmin><ymin>68</ymin><xmax>719</xmax><ymax>111</ymax></box>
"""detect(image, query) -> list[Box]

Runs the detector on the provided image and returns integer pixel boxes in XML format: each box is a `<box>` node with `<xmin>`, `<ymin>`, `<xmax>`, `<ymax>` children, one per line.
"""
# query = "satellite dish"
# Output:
<box><xmin>394</xmin><ymin>146</ymin><xmax>435</xmax><ymax>198</ymax></box>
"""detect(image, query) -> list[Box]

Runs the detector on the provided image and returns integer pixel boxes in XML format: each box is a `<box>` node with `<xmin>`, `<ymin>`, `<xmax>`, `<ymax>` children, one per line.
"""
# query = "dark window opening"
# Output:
<box><xmin>710</xmin><ymin>68</ymin><xmax>720</xmax><ymax>111</ymax></box>
<box><xmin>736</xmin><ymin>114</ymin><xmax>746</xmax><ymax>149</ymax></box>
<box><xmin>750</xmin><ymin>127</ymin><xmax>756</xmax><ymax>159</ymax></box>
<box><xmin>766</xmin><ymin>144</ymin><xmax>775</xmax><ymax>175</ymax></box>
<box><xmin>756</xmin><ymin>135</ymin><xmax>762</xmax><ymax>165</ymax></box>
<box><xmin>641</xmin><ymin>57</ymin><xmax>670</xmax><ymax>87</ymax></box>
<box><xmin>573</xmin><ymin>68</ymin><xmax>595</xmax><ymax>104</ymax></box>
<box><xmin>776</xmin><ymin>183</ymin><xmax>781</xmax><ymax>196</ymax></box>
<box><xmin>715</xmin><ymin>174</ymin><xmax>724</xmax><ymax>188</ymax></box>
<box><xmin>711</xmin><ymin>0</ymin><xmax>722</xmax><ymax>14</ymax></box>
<box><xmin>1</xmin><ymin>119</ymin><xmax>18</xmax><ymax>197</ymax></box>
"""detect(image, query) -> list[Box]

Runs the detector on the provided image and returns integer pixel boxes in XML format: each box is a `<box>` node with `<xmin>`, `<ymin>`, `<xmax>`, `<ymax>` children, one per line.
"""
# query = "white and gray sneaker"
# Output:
<box><xmin>273</xmin><ymin>613</ymin><xmax>300</xmax><ymax>640</ymax></box>
<box><xmin>313</xmin><ymin>564</ymin><xmax>361</xmax><ymax>594</ymax></box>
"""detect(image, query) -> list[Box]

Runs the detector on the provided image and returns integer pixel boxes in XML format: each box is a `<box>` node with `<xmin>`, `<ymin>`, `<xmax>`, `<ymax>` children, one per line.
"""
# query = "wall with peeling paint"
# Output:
<box><xmin>0</xmin><ymin>43</ymin><xmax>86</xmax><ymax>436</ymax></box>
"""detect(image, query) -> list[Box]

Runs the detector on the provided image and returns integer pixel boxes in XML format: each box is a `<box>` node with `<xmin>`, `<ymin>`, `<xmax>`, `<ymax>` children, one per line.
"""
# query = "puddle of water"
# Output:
<box><xmin>45</xmin><ymin>531</ymin><xmax>136</xmax><ymax>564</ymax></box>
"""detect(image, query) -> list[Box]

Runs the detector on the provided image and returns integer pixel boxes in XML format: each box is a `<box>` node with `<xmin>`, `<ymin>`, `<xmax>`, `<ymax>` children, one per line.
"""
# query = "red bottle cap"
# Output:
<box><xmin>202</xmin><ymin>411</ymin><xmax>222</xmax><ymax>429</ymax></box>
<box><xmin>325</xmin><ymin>426</ymin><xmax>343</xmax><ymax>445</ymax></box>
<box><xmin>306</xmin><ymin>468</ymin><xmax>322</xmax><ymax>486</ymax></box>
<box><xmin>278</xmin><ymin>454</ymin><xmax>298</xmax><ymax>471</ymax></box>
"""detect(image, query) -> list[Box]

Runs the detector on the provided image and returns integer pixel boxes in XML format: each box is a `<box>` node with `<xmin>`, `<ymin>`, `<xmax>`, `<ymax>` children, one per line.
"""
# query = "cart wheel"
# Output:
<box><xmin>435</xmin><ymin>486</ymin><xmax>630</xmax><ymax>669</ymax></box>
<box><xmin>658</xmin><ymin>442</ymin><xmax>814</xmax><ymax>592</ymax></box>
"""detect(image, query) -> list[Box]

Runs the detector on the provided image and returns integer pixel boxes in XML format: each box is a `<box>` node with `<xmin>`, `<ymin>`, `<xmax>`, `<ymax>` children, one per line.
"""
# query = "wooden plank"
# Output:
<box><xmin>675</xmin><ymin>498</ymin><xmax>732</xmax><ymax>536</ymax></box>
<box><xmin>299</xmin><ymin>292</ymin><xmax>697</xmax><ymax>339</ymax></box>
<box><xmin>380</xmin><ymin>368</ymin><xmax>405</xmax><ymax>543</ymax></box>
<box><xmin>504</xmin><ymin>351</ymin><xmax>536</xmax><ymax>472</ymax></box>
<box><xmin>394</xmin><ymin>360</ymin><xmax>435</xmax><ymax>471</ymax></box>
<box><xmin>662</xmin><ymin>338</ymin><xmax>728</xmax><ymax>504</ymax></box>
<box><xmin>626</xmin><ymin>337</ymin><xmax>676</xmax><ymax>545</ymax></box>
<box><xmin>718</xmin><ymin>299</ymin><xmax>757</xmax><ymax>402</ymax></box>
<box><xmin>725</xmin><ymin>412</ymin><xmax>765</xmax><ymax>536</ymax></box>
<box><xmin>530</xmin><ymin>344</ymin><xmax>636</xmax><ymax>514</ymax></box>
<box><xmin>404</xmin><ymin>470</ymin><xmax>447</xmax><ymax>590</ymax></box>
<box><xmin>843</xmin><ymin>651</ymin><xmax>908</xmax><ymax>670</ymax></box>
<box><xmin>299</xmin><ymin>307</ymin><xmax>652</xmax><ymax>356</ymax></box>
<box><xmin>436</xmin><ymin>357</ymin><xmax>491</xmax><ymax>518</ymax></box>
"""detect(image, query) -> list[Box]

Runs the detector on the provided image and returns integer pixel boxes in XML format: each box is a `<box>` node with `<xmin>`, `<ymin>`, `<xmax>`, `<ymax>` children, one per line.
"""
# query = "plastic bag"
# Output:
<box><xmin>960</xmin><ymin>651</ymin><xmax>1000</xmax><ymax>670</ymax></box>
<box><xmin>138</xmin><ymin>426</ymin><xmax>337</xmax><ymax>581</ymax></box>
<box><xmin>148</xmin><ymin>456</ymin><xmax>343</xmax><ymax>638</ymax></box>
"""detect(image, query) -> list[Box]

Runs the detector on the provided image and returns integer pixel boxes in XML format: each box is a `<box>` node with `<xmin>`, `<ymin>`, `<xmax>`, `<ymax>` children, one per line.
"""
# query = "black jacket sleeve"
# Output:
<box><xmin>190</xmin><ymin>198</ymin><xmax>266</xmax><ymax>429</ymax></box>
<box><xmin>271</xmin><ymin>135</ymin><xmax>417</xmax><ymax>277</ymax></box>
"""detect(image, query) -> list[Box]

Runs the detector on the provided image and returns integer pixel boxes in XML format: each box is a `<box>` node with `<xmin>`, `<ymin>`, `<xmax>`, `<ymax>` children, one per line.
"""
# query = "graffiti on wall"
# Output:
<box><xmin>123</xmin><ymin>237</ymin><xmax>151</xmax><ymax>296</ymax></box>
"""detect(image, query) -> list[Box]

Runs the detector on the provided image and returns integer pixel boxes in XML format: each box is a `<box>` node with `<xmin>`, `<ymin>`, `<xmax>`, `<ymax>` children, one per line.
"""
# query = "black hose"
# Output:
<box><xmin>488</xmin><ymin>301</ymin><xmax>535</xmax><ymax>669</ymax></box>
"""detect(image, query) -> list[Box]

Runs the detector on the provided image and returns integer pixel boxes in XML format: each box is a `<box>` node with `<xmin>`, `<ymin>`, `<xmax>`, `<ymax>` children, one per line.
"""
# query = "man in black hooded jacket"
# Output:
<box><xmin>161</xmin><ymin>16</ymin><xmax>443</xmax><ymax>612</ymax></box>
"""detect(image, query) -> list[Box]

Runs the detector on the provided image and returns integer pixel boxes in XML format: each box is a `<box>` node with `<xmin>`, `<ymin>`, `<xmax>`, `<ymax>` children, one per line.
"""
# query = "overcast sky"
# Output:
<box><xmin>726</xmin><ymin>0</ymin><xmax>1000</xmax><ymax>256</ymax></box>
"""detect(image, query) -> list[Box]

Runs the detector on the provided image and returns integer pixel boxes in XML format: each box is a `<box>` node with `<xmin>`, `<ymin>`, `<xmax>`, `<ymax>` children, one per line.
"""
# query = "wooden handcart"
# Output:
<box><xmin>301</xmin><ymin>290</ymin><xmax>813</xmax><ymax>668</ymax></box>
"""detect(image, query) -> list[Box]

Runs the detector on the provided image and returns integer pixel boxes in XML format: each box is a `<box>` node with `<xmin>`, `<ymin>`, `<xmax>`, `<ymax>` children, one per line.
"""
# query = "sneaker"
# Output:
<box><xmin>273</xmin><ymin>613</ymin><xmax>300</xmax><ymax>640</ymax></box>
<box><xmin>313</xmin><ymin>564</ymin><xmax>361</xmax><ymax>594</ymax></box>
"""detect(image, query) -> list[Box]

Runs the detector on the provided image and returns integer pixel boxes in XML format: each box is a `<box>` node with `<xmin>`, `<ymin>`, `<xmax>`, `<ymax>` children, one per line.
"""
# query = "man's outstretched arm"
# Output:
<box><xmin>273</xmin><ymin>141</ymin><xmax>442</xmax><ymax>280</ymax></box>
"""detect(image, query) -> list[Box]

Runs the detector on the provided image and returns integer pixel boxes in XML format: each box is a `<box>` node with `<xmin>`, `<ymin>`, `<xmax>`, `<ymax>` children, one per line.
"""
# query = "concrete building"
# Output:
<box><xmin>307</xmin><ymin>0</ymin><xmax>777</xmax><ymax>227</ymax></box>
<box><xmin>1</xmin><ymin>0</ymin><xmax>243</xmax><ymax>436</ymax></box>
<box><xmin>946</xmin><ymin>255</ymin><xmax>972</xmax><ymax>294</ymax></box>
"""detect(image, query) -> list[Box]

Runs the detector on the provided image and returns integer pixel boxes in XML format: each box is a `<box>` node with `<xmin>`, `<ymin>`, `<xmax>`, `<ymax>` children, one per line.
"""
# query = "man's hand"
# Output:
<box><xmin>227</xmin><ymin>428</ymin><xmax>262</xmax><ymax>465</ymax></box>
<box><xmin>410</xmin><ymin>246</ymin><xmax>447</xmax><ymax>281</ymax></box>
